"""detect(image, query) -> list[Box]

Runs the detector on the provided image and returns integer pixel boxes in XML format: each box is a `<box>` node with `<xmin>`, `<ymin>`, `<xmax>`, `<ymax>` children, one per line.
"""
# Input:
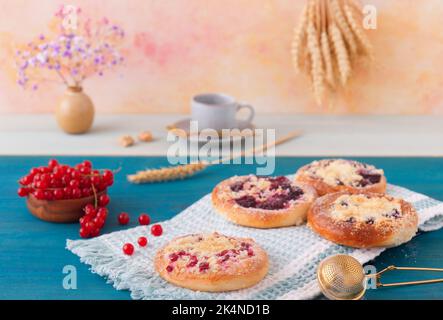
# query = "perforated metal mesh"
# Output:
<box><xmin>317</xmin><ymin>255</ymin><xmax>365</xmax><ymax>300</ymax></box>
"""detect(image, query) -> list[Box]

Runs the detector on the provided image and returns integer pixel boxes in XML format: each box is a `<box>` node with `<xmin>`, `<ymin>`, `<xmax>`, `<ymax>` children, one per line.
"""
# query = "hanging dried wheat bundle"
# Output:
<box><xmin>343</xmin><ymin>3</ymin><xmax>373</xmax><ymax>59</ymax></box>
<box><xmin>330</xmin><ymin>0</ymin><xmax>358</xmax><ymax>56</ymax></box>
<box><xmin>291</xmin><ymin>4</ymin><xmax>309</xmax><ymax>73</ymax></box>
<box><xmin>291</xmin><ymin>0</ymin><xmax>373</xmax><ymax>105</ymax></box>
<box><xmin>330</xmin><ymin>23</ymin><xmax>351</xmax><ymax>85</ymax></box>
<box><xmin>127</xmin><ymin>162</ymin><xmax>208</xmax><ymax>183</ymax></box>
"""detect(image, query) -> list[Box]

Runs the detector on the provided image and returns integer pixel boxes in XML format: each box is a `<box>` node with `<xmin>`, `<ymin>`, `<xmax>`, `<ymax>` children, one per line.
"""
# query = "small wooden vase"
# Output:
<box><xmin>56</xmin><ymin>86</ymin><xmax>94</xmax><ymax>134</ymax></box>
<box><xmin>26</xmin><ymin>190</ymin><xmax>106</xmax><ymax>223</ymax></box>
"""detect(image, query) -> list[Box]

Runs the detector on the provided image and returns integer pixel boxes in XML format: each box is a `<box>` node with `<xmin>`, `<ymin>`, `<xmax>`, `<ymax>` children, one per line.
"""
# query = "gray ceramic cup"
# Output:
<box><xmin>191</xmin><ymin>93</ymin><xmax>255</xmax><ymax>131</ymax></box>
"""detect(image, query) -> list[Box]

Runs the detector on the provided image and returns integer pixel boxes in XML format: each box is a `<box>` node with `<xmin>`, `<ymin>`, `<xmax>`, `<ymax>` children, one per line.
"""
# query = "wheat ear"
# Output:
<box><xmin>291</xmin><ymin>4</ymin><xmax>309</xmax><ymax>74</ymax></box>
<box><xmin>320</xmin><ymin>0</ymin><xmax>335</xmax><ymax>88</ymax></box>
<box><xmin>127</xmin><ymin>162</ymin><xmax>208</xmax><ymax>183</ymax></box>
<box><xmin>330</xmin><ymin>0</ymin><xmax>358</xmax><ymax>56</ymax></box>
<box><xmin>307</xmin><ymin>1</ymin><xmax>324</xmax><ymax>105</ymax></box>
<box><xmin>343</xmin><ymin>3</ymin><xmax>373</xmax><ymax>59</ymax></box>
<box><xmin>321</xmin><ymin>31</ymin><xmax>335</xmax><ymax>87</ymax></box>
<box><xmin>329</xmin><ymin>23</ymin><xmax>351</xmax><ymax>85</ymax></box>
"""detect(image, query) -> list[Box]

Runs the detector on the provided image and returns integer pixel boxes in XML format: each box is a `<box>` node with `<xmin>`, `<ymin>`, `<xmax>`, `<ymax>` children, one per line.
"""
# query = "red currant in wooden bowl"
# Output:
<box><xmin>18</xmin><ymin>159</ymin><xmax>114</xmax><ymax>223</ymax></box>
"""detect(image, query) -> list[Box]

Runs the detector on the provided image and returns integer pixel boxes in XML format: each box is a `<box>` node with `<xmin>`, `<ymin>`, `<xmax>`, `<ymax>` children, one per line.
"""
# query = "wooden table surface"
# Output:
<box><xmin>1</xmin><ymin>114</ymin><xmax>443</xmax><ymax>156</ymax></box>
<box><xmin>1</xmin><ymin>156</ymin><xmax>443</xmax><ymax>300</ymax></box>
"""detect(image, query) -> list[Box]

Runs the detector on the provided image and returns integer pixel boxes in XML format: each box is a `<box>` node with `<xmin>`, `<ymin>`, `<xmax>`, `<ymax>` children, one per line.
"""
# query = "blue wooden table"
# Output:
<box><xmin>1</xmin><ymin>156</ymin><xmax>443</xmax><ymax>300</ymax></box>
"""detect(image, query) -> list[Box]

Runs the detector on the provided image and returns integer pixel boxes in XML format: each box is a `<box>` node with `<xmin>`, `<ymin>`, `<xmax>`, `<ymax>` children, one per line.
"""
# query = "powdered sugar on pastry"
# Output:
<box><xmin>304</xmin><ymin>159</ymin><xmax>383</xmax><ymax>187</ymax></box>
<box><xmin>155</xmin><ymin>233</ymin><xmax>269</xmax><ymax>292</ymax></box>
<box><xmin>331</xmin><ymin>194</ymin><xmax>401</xmax><ymax>223</ymax></box>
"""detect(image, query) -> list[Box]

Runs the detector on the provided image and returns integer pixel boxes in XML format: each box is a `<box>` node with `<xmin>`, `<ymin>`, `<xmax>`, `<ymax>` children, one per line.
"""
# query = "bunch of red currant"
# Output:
<box><xmin>79</xmin><ymin>194</ymin><xmax>111</xmax><ymax>238</ymax></box>
<box><xmin>17</xmin><ymin>159</ymin><xmax>114</xmax><ymax>200</ymax></box>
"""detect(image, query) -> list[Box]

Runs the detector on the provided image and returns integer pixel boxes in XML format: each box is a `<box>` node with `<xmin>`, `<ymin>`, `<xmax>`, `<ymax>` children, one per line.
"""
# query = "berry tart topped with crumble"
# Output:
<box><xmin>155</xmin><ymin>233</ymin><xmax>268</xmax><ymax>292</ymax></box>
<box><xmin>212</xmin><ymin>175</ymin><xmax>317</xmax><ymax>228</ymax></box>
<box><xmin>307</xmin><ymin>192</ymin><xmax>418</xmax><ymax>248</ymax></box>
<box><xmin>294</xmin><ymin>159</ymin><xmax>387</xmax><ymax>196</ymax></box>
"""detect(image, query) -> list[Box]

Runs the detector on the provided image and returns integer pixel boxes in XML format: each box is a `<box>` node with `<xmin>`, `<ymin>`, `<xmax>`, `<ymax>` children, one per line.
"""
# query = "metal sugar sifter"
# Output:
<box><xmin>317</xmin><ymin>254</ymin><xmax>443</xmax><ymax>300</ymax></box>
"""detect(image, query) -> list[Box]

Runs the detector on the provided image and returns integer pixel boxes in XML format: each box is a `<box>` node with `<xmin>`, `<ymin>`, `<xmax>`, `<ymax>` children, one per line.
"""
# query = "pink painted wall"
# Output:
<box><xmin>0</xmin><ymin>0</ymin><xmax>442</xmax><ymax>114</ymax></box>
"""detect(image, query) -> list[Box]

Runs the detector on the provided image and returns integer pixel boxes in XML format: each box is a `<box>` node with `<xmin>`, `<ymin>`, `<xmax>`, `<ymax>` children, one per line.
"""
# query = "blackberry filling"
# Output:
<box><xmin>235</xmin><ymin>195</ymin><xmax>257</xmax><ymax>208</ymax></box>
<box><xmin>269</xmin><ymin>176</ymin><xmax>292</xmax><ymax>190</ymax></box>
<box><xmin>230</xmin><ymin>181</ymin><xmax>245</xmax><ymax>192</ymax></box>
<box><xmin>384</xmin><ymin>208</ymin><xmax>401</xmax><ymax>219</ymax></box>
<box><xmin>357</xmin><ymin>170</ymin><xmax>381</xmax><ymax>187</ymax></box>
<box><xmin>258</xmin><ymin>195</ymin><xmax>287</xmax><ymax>210</ymax></box>
<box><xmin>234</xmin><ymin>176</ymin><xmax>304</xmax><ymax>210</ymax></box>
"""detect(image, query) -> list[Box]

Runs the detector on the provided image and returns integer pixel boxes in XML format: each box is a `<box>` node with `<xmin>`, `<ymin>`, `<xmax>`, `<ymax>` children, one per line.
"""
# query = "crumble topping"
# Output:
<box><xmin>225</xmin><ymin>175</ymin><xmax>304</xmax><ymax>210</ymax></box>
<box><xmin>161</xmin><ymin>233</ymin><xmax>257</xmax><ymax>274</ymax></box>
<box><xmin>304</xmin><ymin>159</ymin><xmax>383</xmax><ymax>187</ymax></box>
<box><xmin>331</xmin><ymin>194</ymin><xmax>402</xmax><ymax>224</ymax></box>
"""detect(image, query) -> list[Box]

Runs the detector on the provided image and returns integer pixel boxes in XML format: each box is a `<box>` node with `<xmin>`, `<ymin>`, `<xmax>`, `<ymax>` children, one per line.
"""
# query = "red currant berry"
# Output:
<box><xmin>137</xmin><ymin>236</ymin><xmax>148</xmax><ymax>247</ymax></box>
<box><xmin>79</xmin><ymin>227</ymin><xmax>90</xmax><ymax>238</ymax></box>
<box><xmin>91</xmin><ymin>175</ymin><xmax>101</xmax><ymax>187</ymax></box>
<box><xmin>79</xmin><ymin>166</ymin><xmax>91</xmax><ymax>175</ymax></box>
<box><xmin>96</xmin><ymin>207</ymin><xmax>108</xmax><ymax>219</ymax></box>
<box><xmin>17</xmin><ymin>187</ymin><xmax>29</xmax><ymax>197</ymax></box>
<box><xmin>71</xmin><ymin>188</ymin><xmax>82</xmax><ymax>198</ymax></box>
<box><xmin>48</xmin><ymin>159</ymin><xmax>59</xmax><ymax>169</ymax></box>
<box><xmin>53</xmin><ymin>189</ymin><xmax>64</xmax><ymax>200</ymax></box>
<box><xmin>98</xmin><ymin>194</ymin><xmax>110</xmax><ymax>207</ymax></box>
<box><xmin>118</xmin><ymin>212</ymin><xmax>130</xmax><ymax>225</ymax></box>
<box><xmin>63</xmin><ymin>187</ymin><xmax>72</xmax><ymax>198</ymax></box>
<box><xmin>71</xmin><ymin>170</ymin><xmax>81</xmax><ymax>180</ymax></box>
<box><xmin>34</xmin><ymin>189</ymin><xmax>45</xmax><ymax>200</ymax></box>
<box><xmin>97</xmin><ymin>181</ymin><xmax>107</xmax><ymax>191</ymax></box>
<box><xmin>39</xmin><ymin>166</ymin><xmax>50</xmax><ymax>173</ymax></box>
<box><xmin>20</xmin><ymin>175</ymin><xmax>33</xmax><ymax>185</ymax></box>
<box><xmin>35</xmin><ymin>180</ymin><xmax>48</xmax><ymax>189</ymax></box>
<box><xmin>30</xmin><ymin>168</ymin><xmax>40</xmax><ymax>176</ymax></box>
<box><xmin>79</xmin><ymin>216</ymin><xmax>90</xmax><ymax>225</ymax></box>
<box><xmin>90</xmin><ymin>228</ymin><xmax>100</xmax><ymax>237</ymax></box>
<box><xmin>69</xmin><ymin>179</ymin><xmax>80</xmax><ymax>188</ymax></box>
<box><xmin>85</xmin><ymin>221</ymin><xmax>96</xmax><ymax>231</ymax></box>
<box><xmin>83</xmin><ymin>203</ymin><xmax>96</xmax><ymax>215</ymax></box>
<box><xmin>151</xmin><ymin>224</ymin><xmax>163</xmax><ymax>237</ymax></box>
<box><xmin>103</xmin><ymin>170</ymin><xmax>114</xmax><ymax>182</ymax></box>
<box><xmin>138</xmin><ymin>213</ymin><xmax>150</xmax><ymax>225</ymax></box>
<box><xmin>82</xmin><ymin>160</ymin><xmax>92</xmax><ymax>168</ymax></box>
<box><xmin>94</xmin><ymin>217</ymin><xmax>105</xmax><ymax>229</ymax></box>
<box><xmin>81</xmin><ymin>188</ymin><xmax>92</xmax><ymax>197</ymax></box>
<box><xmin>123</xmin><ymin>243</ymin><xmax>134</xmax><ymax>255</ymax></box>
<box><xmin>62</xmin><ymin>175</ymin><xmax>71</xmax><ymax>185</ymax></box>
<box><xmin>52</xmin><ymin>168</ymin><xmax>63</xmax><ymax>179</ymax></box>
<box><xmin>44</xmin><ymin>190</ymin><xmax>53</xmax><ymax>200</ymax></box>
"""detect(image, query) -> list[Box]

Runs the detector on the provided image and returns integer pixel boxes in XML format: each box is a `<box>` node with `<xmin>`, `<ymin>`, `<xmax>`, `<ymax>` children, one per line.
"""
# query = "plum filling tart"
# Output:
<box><xmin>303</xmin><ymin>159</ymin><xmax>384</xmax><ymax>187</ymax></box>
<box><xmin>330</xmin><ymin>194</ymin><xmax>403</xmax><ymax>224</ymax></box>
<box><xmin>160</xmin><ymin>233</ymin><xmax>258</xmax><ymax>274</ymax></box>
<box><xmin>228</xmin><ymin>175</ymin><xmax>304</xmax><ymax>210</ymax></box>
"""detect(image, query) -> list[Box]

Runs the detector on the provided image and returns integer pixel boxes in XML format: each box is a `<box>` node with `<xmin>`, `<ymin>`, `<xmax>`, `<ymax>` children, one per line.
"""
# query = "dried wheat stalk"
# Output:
<box><xmin>128</xmin><ymin>162</ymin><xmax>208</xmax><ymax>183</ymax></box>
<box><xmin>127</xmin><ymin>131</ymin><xmax>302</xmax><ymax>184</ymax></box>
<box><xmin>291</xmin><ymin>4</ymin><xmax>309</xmax><ymax>74</ymax></box>
<box><xmin>291</xmin><ymin>0</ymin><xmax>373</xmax><ymax>105</ymax></box>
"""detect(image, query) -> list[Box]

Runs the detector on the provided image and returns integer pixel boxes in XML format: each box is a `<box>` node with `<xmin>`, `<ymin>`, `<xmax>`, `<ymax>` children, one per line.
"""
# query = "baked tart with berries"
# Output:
<box><xmin>212</xmin><ymin>175</ymin><xmax>317</xmax><ymax>228</ymax></box>
<box><xmin>294</xmin><ymin>159</ymin><xmax>387</xmax><ymax>196</ymax></box>
<box><xmin>155</xmin><ymin>233</ymin><xmax>268</xmax><ymax>292</ymax></box>
<box><xmin>307</xmin><ymin>192</ymin><xmax>418</xmax><ymax>248</ymax></box>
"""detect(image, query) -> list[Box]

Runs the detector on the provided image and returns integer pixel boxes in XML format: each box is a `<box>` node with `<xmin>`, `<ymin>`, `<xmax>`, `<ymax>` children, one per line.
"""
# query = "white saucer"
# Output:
<box><xmin>166</xmin><ymin>118</ymin><xmax>256</xmax><ymax>143</ymax></box>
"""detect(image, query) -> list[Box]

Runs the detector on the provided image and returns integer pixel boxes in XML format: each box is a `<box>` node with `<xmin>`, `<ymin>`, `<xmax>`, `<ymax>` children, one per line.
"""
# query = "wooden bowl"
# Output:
<box><xmin>26</xmin><ymin>190</ymin><xmax>106</xmax><ymax>223</ymax></box>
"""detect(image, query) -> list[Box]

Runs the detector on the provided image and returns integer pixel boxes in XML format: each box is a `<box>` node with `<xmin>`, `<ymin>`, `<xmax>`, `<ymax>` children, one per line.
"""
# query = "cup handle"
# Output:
<box><xmin>236</xmin><ymin>104</ymin><xmax>255</xmax><ymax>128</ymax></box>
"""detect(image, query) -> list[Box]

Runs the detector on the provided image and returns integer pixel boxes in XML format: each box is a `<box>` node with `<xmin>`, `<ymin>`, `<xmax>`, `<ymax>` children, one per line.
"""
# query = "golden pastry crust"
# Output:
<box><xmin>294</xmin><ymin>159</ymin><xmax>387</xmax><ymax>196</ymax></box>
<box><xmin>307</xmin><ymin>192</ymin><xmax>418</xmax><ymax>248</ymax></box>
<box><xmin>155</xmin><ymin>233</ymin><xmax>268</xmax><ymax>292</ymax></box>
<box><xmin>212</xmin><ymin>175</ymin><xmax>317</xmax><ymax>228</ymax></box>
